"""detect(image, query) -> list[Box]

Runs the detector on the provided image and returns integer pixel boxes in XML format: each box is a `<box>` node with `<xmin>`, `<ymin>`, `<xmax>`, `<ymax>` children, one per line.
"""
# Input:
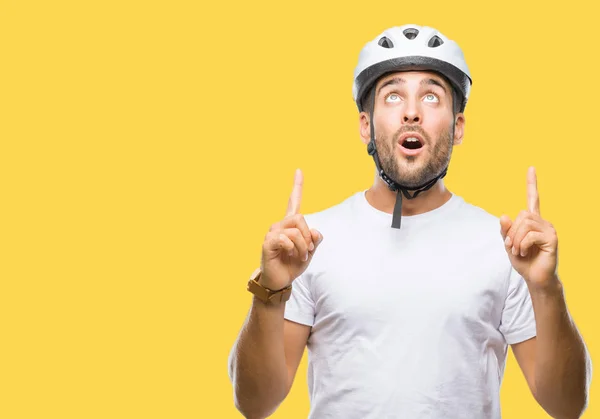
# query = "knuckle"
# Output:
<box><xmin>298</xmin><ymin>231</ymin><xmax>307</xmax><ymax>243</ymax></box>
<box><xmin>262</xmin><ymin>234</ymin><xmax>273</xmax><ymax>249</ymax></box>
<box><xmin>295</xmin><ymin>230</ymin><xmax>306</xmax><ymax>244</ymax></box>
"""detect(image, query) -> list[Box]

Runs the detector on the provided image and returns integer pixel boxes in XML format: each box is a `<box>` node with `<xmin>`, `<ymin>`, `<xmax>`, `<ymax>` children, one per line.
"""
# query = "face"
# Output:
<box><xmin>360</xmin><ymin>71</ymin><xmax>465</xmax><ymax>188</ymax></box>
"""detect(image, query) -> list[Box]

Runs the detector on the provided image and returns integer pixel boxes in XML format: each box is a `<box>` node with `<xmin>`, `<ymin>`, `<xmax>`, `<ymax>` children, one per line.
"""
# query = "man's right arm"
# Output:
<box><xmin>228</xmin><ymin>169</ymin><xmax>320</xmax><ymax>418</ymax></box>
<box><xmin>228</xmin><ymin>298</ymin><xmax>310</xmax><ymax>419</ymax></box>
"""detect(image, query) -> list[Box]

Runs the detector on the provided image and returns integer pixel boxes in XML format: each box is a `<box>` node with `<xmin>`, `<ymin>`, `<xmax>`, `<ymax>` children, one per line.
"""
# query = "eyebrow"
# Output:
<box><xmin>376</xmin><ymin>77</ymin><xmax>448</xmax><ymax>96</ymax></box>
<box><xmin>377</xmin><ymin>77</ymin><xmax>404</xmax><ymax>96</ymax></box>
<box><xmin>422</xmin><ymin>78</ymin><xmax>447</xmax><ymax>93</ymax></box>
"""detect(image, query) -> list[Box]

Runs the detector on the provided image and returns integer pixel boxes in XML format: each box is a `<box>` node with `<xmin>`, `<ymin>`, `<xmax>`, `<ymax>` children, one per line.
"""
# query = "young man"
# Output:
<box><xmin>228</xmin><ymin>24</ymin><xmax>592</xmax><ymax>419</ymax></box>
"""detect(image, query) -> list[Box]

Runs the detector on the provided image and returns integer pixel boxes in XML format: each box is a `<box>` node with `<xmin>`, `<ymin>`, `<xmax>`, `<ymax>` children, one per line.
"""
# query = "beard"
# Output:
<box><xmin>375</xmin><ymin>122</ymin><xmax>454</xmax><ymax>189</ymax></box>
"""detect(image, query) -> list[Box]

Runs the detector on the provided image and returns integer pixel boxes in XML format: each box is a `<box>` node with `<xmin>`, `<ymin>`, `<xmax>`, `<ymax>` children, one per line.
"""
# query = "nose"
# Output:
<box><xmin>402</xmin><ymin>99</ymin><xmax>421</xmax><ymax>124</ymax></box>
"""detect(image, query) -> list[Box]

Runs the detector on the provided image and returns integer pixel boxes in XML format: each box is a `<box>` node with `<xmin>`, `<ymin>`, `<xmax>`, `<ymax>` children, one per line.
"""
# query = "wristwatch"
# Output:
<box><xmin>246</xmin><ymin>268</ymin><xmax>292</xmax><ymax>304</ymax></box>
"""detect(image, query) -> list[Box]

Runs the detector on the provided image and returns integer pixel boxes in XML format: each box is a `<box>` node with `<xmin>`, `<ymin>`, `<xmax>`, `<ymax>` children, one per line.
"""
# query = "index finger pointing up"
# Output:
<box><xmin>286</xmin><ymin>168</ymin><xmax>303</xmax><ymax>216</ymax></box>
<box><xmin>527</xmin><ymin>166</ymin><xmax>540</xmax><ymax>215</ymax></box>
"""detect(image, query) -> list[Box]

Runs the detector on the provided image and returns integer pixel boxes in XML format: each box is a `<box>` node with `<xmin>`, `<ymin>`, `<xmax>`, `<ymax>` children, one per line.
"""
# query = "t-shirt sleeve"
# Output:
<box><xmin>499</xmin><ymin>267</ymin><xmax>537</xmax><ymax>344</ymax></box>
<box><xmin>284</xmin><ymin>273</ymin><xmax>315</xmax><ymax>327</ymax></box>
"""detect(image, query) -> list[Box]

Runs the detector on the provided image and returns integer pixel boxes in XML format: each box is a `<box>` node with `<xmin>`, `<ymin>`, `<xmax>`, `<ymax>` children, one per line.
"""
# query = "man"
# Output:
<box><xmin>228</xmin><ymin>24</ymin><xmax>592</xmax><ymax>418</ymax></box>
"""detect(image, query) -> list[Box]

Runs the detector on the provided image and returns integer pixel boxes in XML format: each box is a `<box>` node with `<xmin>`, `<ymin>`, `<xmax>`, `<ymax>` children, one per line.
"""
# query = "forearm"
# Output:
<box><xmin>228</xmin><ymin>298</ymin><xmax>289</xmax><ymax>419</ymax></box>
<box><xmin>530</xmin><ymin>277</ymin><xmax>591</xmax><ymax>418</ymax></box>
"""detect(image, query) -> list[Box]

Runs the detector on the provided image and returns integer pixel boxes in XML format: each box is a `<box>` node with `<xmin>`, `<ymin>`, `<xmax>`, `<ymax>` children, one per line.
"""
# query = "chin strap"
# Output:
<box><xmin>366</xmin><ymin>88</ymin><xmax>448</xmax><ymax>229</ymax></box>
<box><xmin>392</xmin><ymin>191</ymin><xmax>404</xmax><ymax>229</ymax></box>
<box><xmin>390</xmin><ymin>168</ymin><xmax>447</xmax><ymax>228</ymax></box>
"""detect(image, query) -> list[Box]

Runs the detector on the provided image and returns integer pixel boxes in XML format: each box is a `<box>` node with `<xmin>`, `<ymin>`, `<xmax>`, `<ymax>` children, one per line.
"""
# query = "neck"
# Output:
<box><xmin>365</xmin><ymin>173</ymin><xmax>452</xmax><ymax>216</ymax></box>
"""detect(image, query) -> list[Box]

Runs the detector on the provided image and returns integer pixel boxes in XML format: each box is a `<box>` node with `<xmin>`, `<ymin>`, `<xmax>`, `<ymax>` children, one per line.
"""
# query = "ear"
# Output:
<box><xmin>359</xmin><ymin>111</ymin><xmax>371</xmax><ymax>145</ymax></box>
<box><xmin>453</xmin><ymin>113</ymin><xmax>465</xmax><ymax>145</ymax></box>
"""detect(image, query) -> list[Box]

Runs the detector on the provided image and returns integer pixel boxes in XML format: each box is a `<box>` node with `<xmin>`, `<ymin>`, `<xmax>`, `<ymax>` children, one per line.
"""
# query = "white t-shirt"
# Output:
<box><xmin>284</xmin><ymin>190</ymin><xmax>537</xmax><ymax>419</ymax></box>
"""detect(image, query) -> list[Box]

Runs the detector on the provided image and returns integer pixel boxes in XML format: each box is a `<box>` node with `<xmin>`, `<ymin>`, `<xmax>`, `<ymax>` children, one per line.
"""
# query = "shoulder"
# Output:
<box><xmin>448</xmin><ymin>195</ymin><xmax>511</xmax><ymax>260</ymax></box>
<box><xmin>302</xmin><ymin>191</ymin><xmax>363</xmax><ymax>233</ymax></box>
<box><xmin>452</xmin><ymin>195</ymin><xmax>503</xmax><ymax>233</ymax></box>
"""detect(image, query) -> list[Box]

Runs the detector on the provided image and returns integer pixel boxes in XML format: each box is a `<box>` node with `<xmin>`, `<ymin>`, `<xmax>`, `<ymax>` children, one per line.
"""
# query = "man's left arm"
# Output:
<box><xmin>501</xmin><ymin>167</ymin><xmax>592</xmax><ymax>419</ymax></box>
<box><xmin>511</xmin><ymin>278</ymin><xmax>591</xmax><ymax>419</ymax></box>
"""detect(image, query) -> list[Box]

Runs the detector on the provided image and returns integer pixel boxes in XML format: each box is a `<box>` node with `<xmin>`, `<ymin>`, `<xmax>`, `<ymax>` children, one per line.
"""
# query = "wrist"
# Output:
<box><xmin>527</xmin><ymin>275</ymin><xmax>564</xmax><ymax>298</ymax></box>
<box><xmin>247</xmin><ymin>268</ymin><xmax>292</xmax><ymax>305</ymax></box>
<box><xmin>257</xmin><ymin>274</ymin><xmax>289</xmax><ymax>291</ymax></box>
<box><xmin>252</xmin><ymin>294</ymin><xmax>288</xmax><ymax>309</ymax></box>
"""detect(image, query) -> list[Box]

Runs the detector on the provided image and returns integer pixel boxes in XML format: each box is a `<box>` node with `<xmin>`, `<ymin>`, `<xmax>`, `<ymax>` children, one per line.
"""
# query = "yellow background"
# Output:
<box><xmin>0</xmin><ymin>0</ymin><xmax>597</xmax><ymax>418</ymax></box>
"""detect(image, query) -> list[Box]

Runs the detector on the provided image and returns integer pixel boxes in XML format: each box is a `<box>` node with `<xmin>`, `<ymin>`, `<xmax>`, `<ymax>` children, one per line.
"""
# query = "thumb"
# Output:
<box><xmin>499</xmin><ymin>215</ymin><xmax>512</xmax><ymax>241</ymax></box>
<box><xmin>311</xmin><ymin>228</ymin><xmax>323</xmax><ymax>246</ymax></box>
<box><xmin>308</xmin><ymin>228</ymin><xmax>323</xmax><ymax>256</ymax></box>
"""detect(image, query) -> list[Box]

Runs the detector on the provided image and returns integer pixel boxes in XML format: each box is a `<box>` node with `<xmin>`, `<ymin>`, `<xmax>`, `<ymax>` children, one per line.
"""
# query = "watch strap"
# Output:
<box><xmin>246</xmin><ymin>269</ymin><xmax>292</xmax><ymax>304</ymax></box>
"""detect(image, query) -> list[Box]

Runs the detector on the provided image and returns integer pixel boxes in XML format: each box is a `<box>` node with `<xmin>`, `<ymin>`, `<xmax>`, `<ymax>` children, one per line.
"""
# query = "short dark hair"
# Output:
<box><xmin>360</xmin><ymin>72</ymin><xmax>463</xmax><ymax>117</ymax></box>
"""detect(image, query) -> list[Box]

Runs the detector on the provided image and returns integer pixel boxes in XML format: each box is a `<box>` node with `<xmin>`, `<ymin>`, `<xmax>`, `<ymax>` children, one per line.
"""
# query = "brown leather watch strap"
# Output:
<box><xmin>246</xmin><ymin>269</ymin><xmax>292</xmax><ymax>304</ymax></box>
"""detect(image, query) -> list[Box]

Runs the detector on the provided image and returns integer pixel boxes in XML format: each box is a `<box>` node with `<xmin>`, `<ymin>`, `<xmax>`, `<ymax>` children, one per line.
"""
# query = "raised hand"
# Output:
<box><xmin>259</xmin><ymin>169</ymin><xmax>323</xmax><ymax>290</ymax></box>
<box><xmin>500</xmin><ymin>167</ymin><xmax>559</xmax><ymax>288</ymax></box>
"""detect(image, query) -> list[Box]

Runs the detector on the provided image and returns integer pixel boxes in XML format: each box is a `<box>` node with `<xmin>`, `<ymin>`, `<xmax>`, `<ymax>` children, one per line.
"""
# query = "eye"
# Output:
<box><xmin>385</xmin><ymin>93</ymin><xmax>401</xmax><ymax>103</ymax></box>
<box><xmin>423</xmin><ymin>93</ymin><xmax>439</xmax><ymax>103</ymax></box>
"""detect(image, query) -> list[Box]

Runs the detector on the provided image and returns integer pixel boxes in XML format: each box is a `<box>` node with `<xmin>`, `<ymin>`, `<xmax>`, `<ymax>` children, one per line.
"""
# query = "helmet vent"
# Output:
<box><xmin>428</xmin><ymin>35</ymin><xmax>444</xmax><ymax>48</ymax></box>
<box><xmin>403</xmin><ymin>28</ymin><xmax>419</xmax><ymax>40</ymax></box>
<box><xmin>378</xmin><ymin>36</ymin><xmax>394</xmax><ymax>48</ymax></box>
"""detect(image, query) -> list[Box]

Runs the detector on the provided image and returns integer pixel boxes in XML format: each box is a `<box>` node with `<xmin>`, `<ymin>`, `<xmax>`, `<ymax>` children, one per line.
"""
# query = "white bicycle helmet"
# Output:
<box><xmin>353</xmin><ymin>24</ymin><xmax>472</xmax><ymax>112</ymax></box>
<box><xmin>353</xmin><ymin>25</ymin><xmax>472</xmax><ymax>229</ymax></box>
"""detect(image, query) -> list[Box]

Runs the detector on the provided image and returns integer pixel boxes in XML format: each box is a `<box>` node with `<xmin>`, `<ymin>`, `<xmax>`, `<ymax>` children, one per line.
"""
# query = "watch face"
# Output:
<box><xmin>247</xmin><ymin>278</ymin><xmax>269</xmax><ymax>302</ymax></box>
<box><xmin>247</xmin><ymin>276</ymin><xmax>292</xmax><ymax>304</ymax></box>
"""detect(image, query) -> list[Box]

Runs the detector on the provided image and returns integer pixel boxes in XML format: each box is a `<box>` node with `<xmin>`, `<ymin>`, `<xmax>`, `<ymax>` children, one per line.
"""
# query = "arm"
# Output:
<box><xmin>502</xmin><ymin>168</ymin><xmax>591</xmax><ymax>418</ymax></box>
<box><xmin>512</xmin><ymin>278</ymin><xmax>591</xmax><ymax>418</ymax></box>
<box><xmin>228</xmin><ymin>299</ymin><xmax>310</xmax><ymax>419</ymax></box>
<box><xmin>228</xmin><ymin>168</ymin><xmax>322</xmax><ymax>418</ymax></box>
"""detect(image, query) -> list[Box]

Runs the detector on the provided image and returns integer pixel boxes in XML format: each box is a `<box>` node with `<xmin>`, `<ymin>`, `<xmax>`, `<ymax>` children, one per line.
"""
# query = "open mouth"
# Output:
<box><xmin>401</xmin><ymin>137</ymin><xmax>423</xmax><ymax>150</ymax></box>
